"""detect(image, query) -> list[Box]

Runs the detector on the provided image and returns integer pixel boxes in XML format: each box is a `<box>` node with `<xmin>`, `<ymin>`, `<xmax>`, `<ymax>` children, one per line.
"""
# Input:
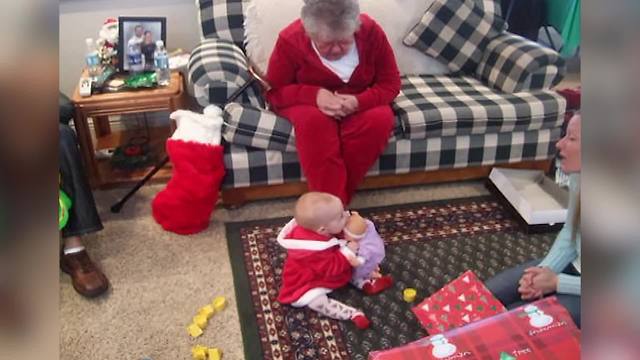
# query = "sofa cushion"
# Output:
<box><xmin>393</xmin><ymin>75</ymin><xmax>566</xmax><ymax>139</ymax></box>
<box><xmin>197</xmin><ymin>0</ymin><xmax>247</xmax><ymax>48</ymax></box>
<box><xmin>222</xmin><ymin>128</ymin><xmax>561</xmax><ymax>188</ymax></box>
<box><xmin>476</xmin><ymin>32</ymin><xmax>566</xmax><ymax>93</ymax></box>
<box><xmin>223</xmin><ymin>103</ymin><xmax>297</xmax><ymax>152</ymax></box>
<box><xmin>403</xmin><ymin>0</ymin><xmax>506</xmax><ymax>74</ymax></box>
<box><xmin>222</xmin><ymin>102</ymin><xmax>405</xmax><ymax>152</ymax></box>
<box><xmin>244</xmin><ymin>0</ymin><xmax>450</xmax><ymax>76</ymax></box>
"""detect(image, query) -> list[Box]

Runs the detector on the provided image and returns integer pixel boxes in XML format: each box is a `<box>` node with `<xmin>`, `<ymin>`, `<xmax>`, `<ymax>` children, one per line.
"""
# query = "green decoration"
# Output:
<box><xmin>59</xmin><ymin>188</ymin><xmax>72</xmax><ymax>230</ymax></box>
<box><xmin>499</xmin><ymin>352</ymin><xmax>516</xmax><ymax>360</ymax></box>
<box><xmin>125</xmin><ymin>71</ymin><xmax>158</xmax><ymax>88</ymax></box>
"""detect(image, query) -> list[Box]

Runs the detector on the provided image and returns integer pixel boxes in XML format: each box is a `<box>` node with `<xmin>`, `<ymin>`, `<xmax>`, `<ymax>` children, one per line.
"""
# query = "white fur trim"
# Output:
<box><xmin>291</xmin><ymin>287</ymin><xmax>331</xmax><ymax>307</ymax></box>
<box><xmin>277</xmin><ymin>219</ymin><xmax>342</xmax><ymax>251</ymax></box>
<box><xmin>169</xmin><ymin>107</ymin><xmax>223</xmax><ymax>145</ymax></box>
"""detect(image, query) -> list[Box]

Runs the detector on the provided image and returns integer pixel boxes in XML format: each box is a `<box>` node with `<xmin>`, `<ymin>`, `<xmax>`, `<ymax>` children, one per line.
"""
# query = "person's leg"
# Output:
<box><xmin>485</xmin><ymin>259</ymin><xmax>541</xmax><ymax>307</ymax></box>
<box><xmin>307</xmin><ymin>294</ymin><xmax>370</xmax><ymax>329</ymax></box>
<box><xmin>339</xmin><ymin>106</ymin><xmax>394</xmax><ymax>205</ymax></box>
<box><xmin>59</xmin><ymin>123</ymin><xmax>103</xmax><ymax>239</ymax></box>
<box><xmin>279</xmin><ymin>106</ymin><xmax>348</xmax><ymax>202</ymax></box>
<box><xmin>59</xmin><ymin>123</ymin><xmax>108</xmax><ymax>297</ymax></box>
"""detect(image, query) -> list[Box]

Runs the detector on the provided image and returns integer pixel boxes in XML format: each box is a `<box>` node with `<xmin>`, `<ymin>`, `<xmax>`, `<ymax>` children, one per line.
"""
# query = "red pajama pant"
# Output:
<box><xmin>278</xmin><ymin>105</ymin><xmax>394</xmax><ymax>205</ymax></box>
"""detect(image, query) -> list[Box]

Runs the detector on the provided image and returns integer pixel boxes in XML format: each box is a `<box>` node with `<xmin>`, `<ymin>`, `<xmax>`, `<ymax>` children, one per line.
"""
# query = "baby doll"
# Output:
<box><xmin>277</xmin><ymin>192</ymin><xmax>370</xmax><ymax>329</ymax></box>
<box><xmin>343</xmin><ymin>212</ymin><xmax>394</xmax><ymax>295</ymax></box>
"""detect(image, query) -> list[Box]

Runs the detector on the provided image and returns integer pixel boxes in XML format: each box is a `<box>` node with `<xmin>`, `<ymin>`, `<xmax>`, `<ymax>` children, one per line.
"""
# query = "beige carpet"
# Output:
<box><xmin>59</xmin><ymin>181</ymin><xmax>488</xmax><ymax>360</ymax></box>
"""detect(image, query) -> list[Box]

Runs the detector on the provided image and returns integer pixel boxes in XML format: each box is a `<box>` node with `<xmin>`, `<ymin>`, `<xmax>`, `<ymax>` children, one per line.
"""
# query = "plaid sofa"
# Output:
<box><xmin>190</xmin><ymin>0</ymin><xmax>566</xmax><ymax>199</ymax></box>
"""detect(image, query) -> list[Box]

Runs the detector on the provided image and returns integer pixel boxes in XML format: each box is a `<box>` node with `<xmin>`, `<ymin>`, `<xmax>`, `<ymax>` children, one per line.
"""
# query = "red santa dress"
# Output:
<box><xmin>277</xmin><ymin>219</ymin><xmax>353</xmax><ymax>307</ymax></box>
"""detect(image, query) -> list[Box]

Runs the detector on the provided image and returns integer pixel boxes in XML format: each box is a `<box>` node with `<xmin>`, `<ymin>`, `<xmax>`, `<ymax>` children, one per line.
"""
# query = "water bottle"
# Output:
<box><xmin>154</xmin><ymin>40</ymin><xmax>170</xmax><ymax>86</ymax></box>
<box><xmin>128</xmin><ymin>39</ymin><xmax>144</xmax><ymax>74</ymax></box>
<box><xmin>84</xmin><ymin>38</ymin><xmax>101</xmax><ymax>79</ymax></box>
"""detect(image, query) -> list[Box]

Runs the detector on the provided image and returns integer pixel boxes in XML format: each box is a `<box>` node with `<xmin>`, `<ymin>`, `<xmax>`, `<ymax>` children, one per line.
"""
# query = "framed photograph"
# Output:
<box><xmin>118</xmin><ymin>16</ymin><xmax>167</xmax><ymax>72</ymax></box>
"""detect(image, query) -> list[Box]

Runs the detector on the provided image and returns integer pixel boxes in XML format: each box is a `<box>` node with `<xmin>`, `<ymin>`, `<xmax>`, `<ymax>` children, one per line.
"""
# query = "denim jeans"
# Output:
<box><xmin>485</xmin><ymin>259</ymin><xmax>581</xmax><ymax>328</ymax></box>
<box><xmin>59</xmin><ymin>123</ymin><xmax>103</xmax><ymax>238</ymax></box>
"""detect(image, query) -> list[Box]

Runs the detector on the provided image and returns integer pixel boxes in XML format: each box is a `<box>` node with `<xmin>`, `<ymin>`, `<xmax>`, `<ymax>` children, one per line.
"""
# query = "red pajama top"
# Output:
<box><xmin>265</xmin><ymin>14</ymin><xmax>401</xmax><ymax>112</ymax></box>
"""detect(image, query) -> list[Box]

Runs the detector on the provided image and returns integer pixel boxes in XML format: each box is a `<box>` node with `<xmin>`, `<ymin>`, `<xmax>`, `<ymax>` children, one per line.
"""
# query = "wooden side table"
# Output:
<box><xmin>71</xmin><ymin>71</ymin><xmax>186</xmax><ymax>188</ymax></box>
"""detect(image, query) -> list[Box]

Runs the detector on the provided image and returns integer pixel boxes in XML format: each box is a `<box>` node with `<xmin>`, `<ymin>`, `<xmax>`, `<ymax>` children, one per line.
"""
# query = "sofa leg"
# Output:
<box><xmin>221</xmin><ymin>189</ymin><xmax>247</xmax><ymax>209</ymax></box>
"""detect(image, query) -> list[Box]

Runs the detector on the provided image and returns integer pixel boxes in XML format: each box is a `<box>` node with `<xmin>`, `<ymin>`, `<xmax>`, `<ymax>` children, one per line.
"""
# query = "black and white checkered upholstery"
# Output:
<box><xmin>221</xmin><ymin>103</ymin><xmax>405</xmax><ymax>152</ymax></box>
<box><xmin>476</xmin><ymin>33</ymin><xmax>566</xmax><ymax>93</ymax></box>
<box><xmin>188</xmin><ymin>38</ymin><xmax>263</xmax><ymax>107</ymax></box>
<box><xmin>197</xmin><ymin>0</ymin><xmax>246</xmax><ymax>49</ymax></box>
<box><xmin>222</xmin><ymin>128</ymin><xmax>561</xmax><ymax>188</ymax></box>
<box><xmin>223</xmin><ymin>103</ymin><xmax>297</xmax><ymax>152</ymax></box>
<box><xmin>403</xmin><ymin>0</ymin><xmax>506</xmax><ymax>74</ymax></box>
<box><xmin>393</xmin><ymin>75</ymin><xmax>566</xmax><ymax>139</ymax></box>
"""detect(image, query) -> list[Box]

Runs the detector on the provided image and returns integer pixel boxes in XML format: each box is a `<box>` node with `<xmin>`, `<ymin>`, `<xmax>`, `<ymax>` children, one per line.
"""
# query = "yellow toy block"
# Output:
<box><xmin>193</xmin><ymin>314</ymin><xmax>208</xmax><ymax>329</ymax></box>
<box><xmin>199</xmin><ymin>304</ymin><xmax>215</xmax><ymax>320</ymax></box>
<box><xmin>187</xmin><ymin>323</ymin><xmax>203</xmax><ymax>338</ymax></box>
<box><xmin>212</xmin><ymin>296</ymin><xmax>227</xmax><ymax>312</ymax></box>
<box><xmin>403</xmin><ymin>288</ymin><xmax>417</xmax><ymax>303</ymax></box>
<box><xmin>191</xmin><ymin>345</ymin><xmax>207</xmax><ymax>360</ymax></box>
<box><xmin>208</xmin><ymin>348</ymin><xmax>223</xmax><ymax>360</ymax></box>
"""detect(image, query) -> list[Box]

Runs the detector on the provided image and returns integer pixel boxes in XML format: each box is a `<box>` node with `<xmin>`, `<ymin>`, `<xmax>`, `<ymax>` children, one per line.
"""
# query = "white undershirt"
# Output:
<box><xmin>311</xmin><ymin>41</ymin><xmax>359</xmax><ymax>83</ymax></box>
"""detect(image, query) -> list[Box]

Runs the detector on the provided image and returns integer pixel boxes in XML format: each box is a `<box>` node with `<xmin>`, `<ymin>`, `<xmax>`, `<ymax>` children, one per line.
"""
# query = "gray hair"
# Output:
<box><xmin>301</xmin><ymin>0</ymin><xmax>361</xmax><ymax>38</ymax></box>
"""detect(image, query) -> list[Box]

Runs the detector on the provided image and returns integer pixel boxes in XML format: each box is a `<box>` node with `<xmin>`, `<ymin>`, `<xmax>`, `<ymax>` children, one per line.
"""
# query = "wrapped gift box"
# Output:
<box><xmin>370</xmin><ymin>296</ymin><xmax>581</xmax><ymax>360</ymax></box>
<box><xmin>487</xmin><ymin>167</ymin><xmax>569</xmax><ymax>233</ymax></box>
<box><xmin>412</xmin><ymin>270</ymin><xmax>506</xmax><ymax>334</ymax></box>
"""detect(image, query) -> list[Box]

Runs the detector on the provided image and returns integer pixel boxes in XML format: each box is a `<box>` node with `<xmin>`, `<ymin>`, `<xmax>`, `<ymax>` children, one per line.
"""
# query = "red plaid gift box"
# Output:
<box><xmin>369</xmin><ymin>296</ymin><xmax>581</xmax><ymax>360</ymax></box>
<box><xmin>412</xmin><ymin>270</ymin><xmax>506</xmax><ymax>334</ymax></box>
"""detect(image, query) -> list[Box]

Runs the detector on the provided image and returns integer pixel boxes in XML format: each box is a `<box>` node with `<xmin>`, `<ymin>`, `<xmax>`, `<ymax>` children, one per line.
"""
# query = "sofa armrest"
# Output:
<box><xmin>188</xmin><ymin>38</ymin><xmax>264</xmax><ymax>107</ymax></box>
<box><xmin>476</xmin><ymin>32</ymin><xmax>566</xmax><ymax>93</ymax></box>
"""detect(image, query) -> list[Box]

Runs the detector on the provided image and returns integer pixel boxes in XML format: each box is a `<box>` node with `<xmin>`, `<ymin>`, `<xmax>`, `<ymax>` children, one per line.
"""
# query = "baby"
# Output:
<box><xmin>276</xmin><ymin>192</ymin><xmax>370</xmax><ymax>329</ymax></box>
<box><xmin>343</xmin><ymin>212</ymin><xmax>393</xmax><ymax>295</ymax></box>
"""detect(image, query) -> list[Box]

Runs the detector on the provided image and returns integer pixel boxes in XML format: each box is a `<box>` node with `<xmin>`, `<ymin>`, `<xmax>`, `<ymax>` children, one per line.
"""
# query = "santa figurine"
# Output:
<box><xmin>151</xmin><ymin>105</ymin><xmax>226</xmax><ymax>235</ymax></box>
<box><xmin>96</xmin><ymin>17</ymin><xmax>119</xmax><ymax>66</ymax></box>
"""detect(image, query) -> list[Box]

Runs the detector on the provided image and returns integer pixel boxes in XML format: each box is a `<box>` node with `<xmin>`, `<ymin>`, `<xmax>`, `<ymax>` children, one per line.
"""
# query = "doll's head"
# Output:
<box><xmin>344</xmin><ymin>212</ymin><xmax>367</xmax><ymax>242</ymax></box>
<box><xmin>294</xmin><ymin>192</ymin><xmax>349</xmax><ymax>236</ymax></box>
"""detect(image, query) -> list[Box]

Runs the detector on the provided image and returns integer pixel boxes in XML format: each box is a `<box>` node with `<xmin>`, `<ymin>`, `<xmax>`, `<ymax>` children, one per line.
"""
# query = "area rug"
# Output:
<box><xmin>225</xmin><ymin>196</ymin><xmax>557</xmax><ymax>360</ymax></box>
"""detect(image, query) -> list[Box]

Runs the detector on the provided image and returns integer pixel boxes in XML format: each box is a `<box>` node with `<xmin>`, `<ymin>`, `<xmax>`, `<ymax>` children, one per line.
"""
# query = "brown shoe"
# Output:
<box><xmin>60</xmin><ymin>249</ymin><xmax>109</xmax><ymax>298</ymax></box>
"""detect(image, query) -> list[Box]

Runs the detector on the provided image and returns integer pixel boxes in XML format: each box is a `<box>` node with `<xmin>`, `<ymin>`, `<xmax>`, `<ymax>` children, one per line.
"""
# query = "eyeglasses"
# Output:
<box><xmin>313</xmin><ymin>38</ymin><xmax>354</xmax><ymax>52</ymax></box>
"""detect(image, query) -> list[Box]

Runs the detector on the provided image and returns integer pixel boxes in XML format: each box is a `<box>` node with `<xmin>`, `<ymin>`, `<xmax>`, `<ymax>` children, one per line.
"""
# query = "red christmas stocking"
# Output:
<box><xmin>152</xmin><ymin>106</ymin><xmax>225</xmax><ymax>235</ymax></box>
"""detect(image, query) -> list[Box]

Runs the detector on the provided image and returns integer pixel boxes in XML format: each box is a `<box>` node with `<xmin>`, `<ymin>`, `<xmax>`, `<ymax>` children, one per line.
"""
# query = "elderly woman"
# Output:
<box><xmin>486</xmin><ymin>114</ymin><xmax>582</xmax><ymax>327</ymax></box>
<box><xmin>265</xmin><ymin>0</ymin><xmax>401</xmax><ymax>205</ymax></box>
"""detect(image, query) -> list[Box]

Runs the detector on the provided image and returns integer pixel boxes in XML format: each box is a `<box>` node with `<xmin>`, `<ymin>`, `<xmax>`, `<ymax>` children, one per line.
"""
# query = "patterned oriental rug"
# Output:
<box><xmin>225</xmin><ymin>196</ymin><xmax>557</xmax><ymax>360</ymax></box>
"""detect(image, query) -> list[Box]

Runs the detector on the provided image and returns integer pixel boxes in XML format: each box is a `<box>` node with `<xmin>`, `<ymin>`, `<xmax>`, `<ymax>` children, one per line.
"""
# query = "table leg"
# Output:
<box><xmin>93</xmin><ymin>115</ymin><xmax>111</xmax><ymax>137</ymax></box>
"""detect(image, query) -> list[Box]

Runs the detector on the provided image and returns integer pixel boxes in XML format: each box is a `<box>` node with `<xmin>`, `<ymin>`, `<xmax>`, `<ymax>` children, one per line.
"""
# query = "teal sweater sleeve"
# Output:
<box><xmin>538</xmin><ymin>174</ymin><xmax>581</xmax><ymax>295</ymax></box>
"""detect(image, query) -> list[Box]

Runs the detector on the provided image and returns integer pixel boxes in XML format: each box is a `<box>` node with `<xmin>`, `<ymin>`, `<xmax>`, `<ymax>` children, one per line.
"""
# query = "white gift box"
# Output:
<box><xmin>488</xmin><ymin>168</ymin><xmax>569</xmax><ymax>232</ymax></box>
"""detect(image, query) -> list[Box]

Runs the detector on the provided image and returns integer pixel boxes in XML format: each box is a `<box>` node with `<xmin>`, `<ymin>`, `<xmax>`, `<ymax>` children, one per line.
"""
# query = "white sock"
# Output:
<box><xmin>63</xmin><ymin>246</ymin><xmax>85</xmax><ymax>255</ymax></box>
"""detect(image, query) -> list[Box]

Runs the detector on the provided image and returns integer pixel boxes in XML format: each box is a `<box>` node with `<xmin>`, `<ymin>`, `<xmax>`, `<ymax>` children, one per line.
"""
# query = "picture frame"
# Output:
<box><xmin>118</xmin><ymin>16</ymin><xmax>167</xmax><ymax>73</ymax></box>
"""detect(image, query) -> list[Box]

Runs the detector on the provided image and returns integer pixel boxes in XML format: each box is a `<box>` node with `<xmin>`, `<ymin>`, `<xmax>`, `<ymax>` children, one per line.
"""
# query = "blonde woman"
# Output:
<box><xmin>486</xmin><ymin>114</ymin><xmax>581</xmax><ymax>327</ymax></box>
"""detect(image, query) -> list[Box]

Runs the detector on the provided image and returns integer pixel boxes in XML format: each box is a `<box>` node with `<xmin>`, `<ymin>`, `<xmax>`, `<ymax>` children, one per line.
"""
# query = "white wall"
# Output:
<box><xmin>59</xmin><ymin>0</ymin><xmax>201</xmax><ymax>96</ymax></box>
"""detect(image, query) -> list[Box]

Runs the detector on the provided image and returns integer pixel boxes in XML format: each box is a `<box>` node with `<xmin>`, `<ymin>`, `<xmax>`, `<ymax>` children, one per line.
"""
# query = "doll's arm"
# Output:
<box><xmin>339</xmin><ymin>245</ymin><xmax>363</xmax><ymax>267</ymax></box>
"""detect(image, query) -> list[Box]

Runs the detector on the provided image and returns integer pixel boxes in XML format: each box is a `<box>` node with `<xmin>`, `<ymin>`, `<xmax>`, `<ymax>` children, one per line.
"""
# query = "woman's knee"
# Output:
<box><xmin>346</xmin><ymin>106</ymin><xmax>395</xmax><ymax>134</ymax></box>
